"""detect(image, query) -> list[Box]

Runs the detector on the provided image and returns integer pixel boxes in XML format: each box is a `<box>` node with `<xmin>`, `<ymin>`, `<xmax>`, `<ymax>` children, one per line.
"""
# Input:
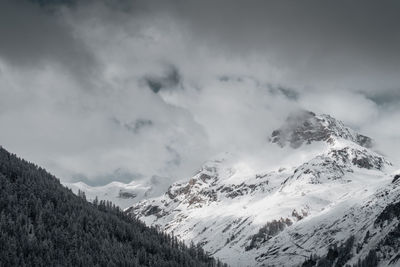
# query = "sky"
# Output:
<box><xmin>1</xmin><ymin>0</ymin><xmax>400</xmax><ymax>187</ymax></box>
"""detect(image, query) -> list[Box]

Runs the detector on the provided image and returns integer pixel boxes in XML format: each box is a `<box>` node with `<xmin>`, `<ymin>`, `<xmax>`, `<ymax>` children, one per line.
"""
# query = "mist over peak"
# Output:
<box><xmin>270</xmin><ymin>110</ymin><xmax>373</xmax><ymax>149</ymax></box>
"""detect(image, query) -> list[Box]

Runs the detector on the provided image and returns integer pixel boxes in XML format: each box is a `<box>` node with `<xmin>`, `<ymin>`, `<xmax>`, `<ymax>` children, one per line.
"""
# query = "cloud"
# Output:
<box><xmin>161</xmin><ymin>0</ymin><xmax>400</xmax><ymax>91</ymax></box>
<box><xmin>112</xmin><ymin>117</ymin><xmax>154</xmax><ymax>134</ymax></box>
<box><xmin>0</xmin><ymin>0</ymin><xmax>399</xmax><ymax>191</ymax></box>
<box><xmin>298</xmin><ymin>90</ymin><xmax>380</xmax><ymax>128</ymax></box>
<box><xmin>0</xmin><ymin>0</ymin><xmax>98</xmax><ymax>82</ymax></box>
<box><xmin>144</xmin><ymin>65</ymin><xmax>182</xmax><ymax>93</ymax></box>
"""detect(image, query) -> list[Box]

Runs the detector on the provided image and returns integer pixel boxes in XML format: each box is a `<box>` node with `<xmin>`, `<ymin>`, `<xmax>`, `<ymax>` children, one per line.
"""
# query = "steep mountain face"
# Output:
<box><xmin>127</xmin><ymin>111</ymin><xmax>399</xmax><ymax>267</ymax></box>
<box><xmin>0</xmin><ymin>146</ymin><xmax>221</xmax><ymax>266</ymax></box>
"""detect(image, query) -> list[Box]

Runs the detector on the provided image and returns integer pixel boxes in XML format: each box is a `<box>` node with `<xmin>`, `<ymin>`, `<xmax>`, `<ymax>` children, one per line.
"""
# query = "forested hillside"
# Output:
<box><xmin>0</xmin><ymin>146</ymin><xmax>225</xmax><ymax>266</ymax></box>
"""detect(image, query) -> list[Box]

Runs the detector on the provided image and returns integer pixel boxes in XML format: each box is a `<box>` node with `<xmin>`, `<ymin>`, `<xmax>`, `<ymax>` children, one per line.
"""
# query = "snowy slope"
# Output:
<box><xmin>65</xmin><ymin>181</ymin><xmax>149</xmax><ymax>209</ymax></box>
<box><xmin>65</xmin><ymin>175</ymin><xmax>173</xmax><ymax>209</ymax></box>
<box><xmin>127</xmin><ymin>111</ymin><xmax>399</xmax><ymax>266</ymax></box>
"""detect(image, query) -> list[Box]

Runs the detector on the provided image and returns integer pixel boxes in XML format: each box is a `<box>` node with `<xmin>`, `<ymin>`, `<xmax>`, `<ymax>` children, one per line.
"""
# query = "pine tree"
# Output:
<box><xmin>0</xmin><ymin>146</ymin><xmax>222</xmax><ymax>266</ymax></box>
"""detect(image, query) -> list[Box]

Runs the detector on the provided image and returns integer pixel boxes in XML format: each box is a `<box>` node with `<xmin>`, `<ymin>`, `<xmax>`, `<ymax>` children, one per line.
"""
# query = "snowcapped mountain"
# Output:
<box><xmin>65</xmin><ymin>181</ymin><xmax>149</xmax><ymax>209</ymax></box>
<box><xmin>270</xmin><ymin>110</ymin><xmax>373</xmax><ymax>149</ymax></box>
<box><xmin>65</xmin><ymin>175</ymin><xmax>173</xmax><ymax>209</ymax></box>
<box><xmin>126</xmin><ymin>110</ymin><xmax>400</xmax><ymax>266</ymax></box>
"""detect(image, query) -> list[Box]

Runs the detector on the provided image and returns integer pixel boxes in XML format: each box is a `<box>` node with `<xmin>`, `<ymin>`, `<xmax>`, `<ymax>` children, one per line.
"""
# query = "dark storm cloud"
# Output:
<box><xmin>275</xmin><ymin>87</ymin><xmax>299</xmax><ymax>101</ymax></box>
<box><xmin>128</xmin><ymin>119</ymin><xmax>153</xmax><ymax>133</ymax></box>
<box><xmin>29</xmin><ymin>0</ymin><xmax>75</xmax><ymax>7</ymax></box>
<box><xmin>144</xmin><ymin>65</ymin><xmax>182</xmax><ymax>93</ymax></box>
<box><xmin>363</xmin><ymin>89</ymin><xmax>400</xmax><ymax>106</ymax></box>
<box><xmin>147</xmin><ymin>0</ymin><xmax>400</xmax><ymax>91</ymax></box>
<box><xmin>0</xmin><ymin>0</ymin><xmax>96</xmax><ymax>79</ymax></box>
<box><xmin>112</xmin><ymin>117</ymin><xmax>154</xmax><ymax>134</ymax></box>
<box><xmin>2</xmin><ymin>0</ymin><xmax>400</xmax><ymax>92</ymax></box>
<box><xmin>4</xmin><ymin>0</ymin><xmax>399</xmax><ymax>91</ymax></box>
<box><xmin>1</xmin><ymin>0</ymin><xmax>400</xmax><ymax>189</ymax></box>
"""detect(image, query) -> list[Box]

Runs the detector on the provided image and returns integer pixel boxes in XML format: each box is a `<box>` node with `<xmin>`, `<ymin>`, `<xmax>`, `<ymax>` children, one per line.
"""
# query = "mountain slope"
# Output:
<box><xmin>65</xmin><ymin>174</ymin><xmax>174</xmax><ymax>210</ymax></box>
<box><xmin>0</xmin><ymin>146</ymin><xmax>223</xmax><ymax>266</ymax></box>
<box><xmin>127</xmin><ymin>111</ymin><xmax>399</xmax><ymax>267</ymax></box>
<box><xmin>65</xmin><ymin>180</ymin><xmax>152</xmax><ymax>209</ymax></box>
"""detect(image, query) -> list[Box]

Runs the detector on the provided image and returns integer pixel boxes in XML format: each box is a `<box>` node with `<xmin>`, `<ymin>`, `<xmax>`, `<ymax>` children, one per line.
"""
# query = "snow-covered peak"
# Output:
<box><xmin>270</xmin><ymin>110</ymin><xmax>372</xmax><ymax>148</ymax></box>
<box><xmin>127</xmin><ymin>111</ymin><xmax>398</xmax><ymax>266</ymax></box>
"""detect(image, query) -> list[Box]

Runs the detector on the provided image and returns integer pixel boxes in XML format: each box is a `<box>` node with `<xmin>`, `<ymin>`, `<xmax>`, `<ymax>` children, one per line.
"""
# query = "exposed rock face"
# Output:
<box><xmin>392</xmin><ymin>174</ymin><xmax>400</xmax><ymax>183</ymax></box>
<box><xmin>270</xmin><ymin>110</ymin><xmax>372</xmax><ymax>148</ymax></box>
<box><xmin>118</xmin><ymin>190</ymin><xmax>137</xmax><ymax>199</ymax></box>
<box><xmin>127</xmin><ymin>111</ymin><xmax>397</xmax><ymax>267</ymax></box>
<box><xmin>245</xmin><ymin>218</ymin><xmax>294</xmax><ymax>251</ymax></box>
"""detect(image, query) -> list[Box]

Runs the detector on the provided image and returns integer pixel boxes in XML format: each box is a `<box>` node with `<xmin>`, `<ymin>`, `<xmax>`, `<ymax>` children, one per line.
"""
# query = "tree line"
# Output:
<box><xmin>0</xmin><ymin>146</ymin><xmax>227</xmax><ymax>267</ymax></box>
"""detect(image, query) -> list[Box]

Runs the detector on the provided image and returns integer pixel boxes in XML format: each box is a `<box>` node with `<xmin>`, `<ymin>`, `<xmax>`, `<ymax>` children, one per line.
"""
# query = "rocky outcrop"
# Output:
<box><xmin>118</xmin><ymin>190</ymin><xmax>137</xmax><ymax>199</ymax></box>
<box><xmin>270</xmin><ymin>110</ymin><xmax>372</xmax><ymax>148</ymax></box>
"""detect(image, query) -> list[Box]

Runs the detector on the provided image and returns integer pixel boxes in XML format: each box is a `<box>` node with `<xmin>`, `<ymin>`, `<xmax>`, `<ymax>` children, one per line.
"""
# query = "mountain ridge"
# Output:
<box><xmin>127</xmin><ymin>111</ymin><xmax>399</xmax><ymax>266</ymax></box>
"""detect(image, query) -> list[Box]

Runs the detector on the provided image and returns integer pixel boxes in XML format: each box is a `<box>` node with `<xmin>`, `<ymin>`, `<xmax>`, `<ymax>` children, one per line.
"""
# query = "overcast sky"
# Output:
<box><xmin>1</xmin><ymin>0</ymin><xmax>400</xmax><ymax>186</ymax></box>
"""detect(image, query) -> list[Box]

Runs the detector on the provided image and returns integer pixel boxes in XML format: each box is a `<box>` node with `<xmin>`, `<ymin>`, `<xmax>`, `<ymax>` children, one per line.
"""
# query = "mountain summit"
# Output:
<box><xmin>270</xmin><ymin>110</ymin><xmax>372</xmax><ymax>148</ymax></box>
<box><xmin>127</xmin><ymin>111</ymin><xmax>399</xmax><ymax>267</ymax></box>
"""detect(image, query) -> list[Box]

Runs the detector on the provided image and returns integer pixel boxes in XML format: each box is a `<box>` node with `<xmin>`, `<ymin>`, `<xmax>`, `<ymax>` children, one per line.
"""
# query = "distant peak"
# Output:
<box><xmin>270</xmin><ymin>110</ymin><xmax>372</xmax><ymax>148</ymax></box>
